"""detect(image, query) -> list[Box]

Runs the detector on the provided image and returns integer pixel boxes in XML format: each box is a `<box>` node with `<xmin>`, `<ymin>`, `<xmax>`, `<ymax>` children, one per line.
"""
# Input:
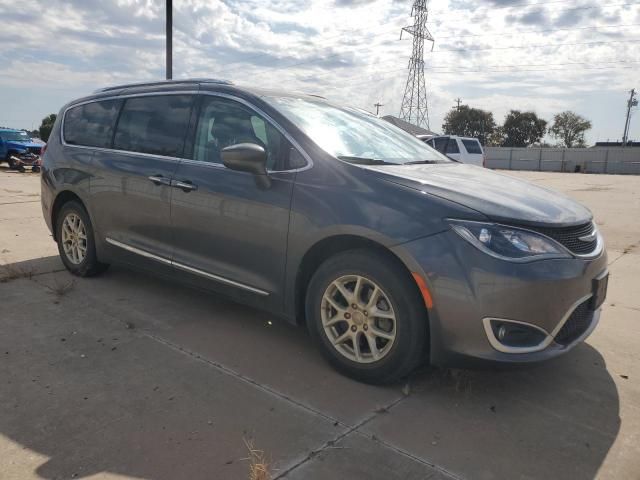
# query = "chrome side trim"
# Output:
<box><xmin>60</xmin><ymin>89</ymin><xmax>313</xmax><ymax>174</ymax></box>
<box><xmin>482</xmin><ymin>293</ymin><xmax>594</xmax><ymax>354</ymax></box>
<box><xmin>105</xmin><ymin>238</ymin><xmax>173</xmax><ymax>266</ymax></box>
<box><xmin>105</xmin><ymin>237</ymin><xmax>269</xmax><ymax>296</ymax></box>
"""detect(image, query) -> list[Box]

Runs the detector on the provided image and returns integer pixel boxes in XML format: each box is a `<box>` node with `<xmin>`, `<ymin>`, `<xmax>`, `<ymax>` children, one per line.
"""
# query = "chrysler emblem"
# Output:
<box><xmin>579</xmin><ymin>231</ymin><xmax>597</xmax><ymax>242</ymax></box>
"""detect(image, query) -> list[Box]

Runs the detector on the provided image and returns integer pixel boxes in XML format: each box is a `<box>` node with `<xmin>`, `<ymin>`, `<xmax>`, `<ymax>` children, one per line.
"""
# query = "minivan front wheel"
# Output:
<box><xmin>56</xmin><ymin>201</ymin><xmax>109</xmax><ymax>277</ymax></box>
<box><xmin>306</xmin><ymin>249</ymin><xmax>428</xmax><ymax>384</ymax></box>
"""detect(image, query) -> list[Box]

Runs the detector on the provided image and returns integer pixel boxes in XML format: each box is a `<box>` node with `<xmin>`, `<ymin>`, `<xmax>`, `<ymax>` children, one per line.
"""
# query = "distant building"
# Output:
<box><xmin>381</xmin><ymin>115</ymin><xmax>437</xmax><ymax>137</ymax></box>
<box><xmin>592</xmin><ymin>141</ymin><xmax>640</xmax><ymax>148</ymax></box>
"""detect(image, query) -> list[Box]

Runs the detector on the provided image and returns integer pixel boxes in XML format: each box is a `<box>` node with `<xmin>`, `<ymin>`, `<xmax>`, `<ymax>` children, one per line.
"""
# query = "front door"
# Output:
<box><xmin>91</xmin><ymin>94</ymin><xmax>193</xmax><ymax>261</ymax></box>
<box><xmin>170</xmin><ymin>95</ymin><xmax>300</xmax><ymax>308</ymax></box>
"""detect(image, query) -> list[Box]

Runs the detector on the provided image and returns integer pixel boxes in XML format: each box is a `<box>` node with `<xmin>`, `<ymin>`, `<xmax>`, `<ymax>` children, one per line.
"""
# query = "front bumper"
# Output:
<box><xmin>392</xmin><ymin>229</ymin><xmax>608</xmax><ymax>367</ymax></box>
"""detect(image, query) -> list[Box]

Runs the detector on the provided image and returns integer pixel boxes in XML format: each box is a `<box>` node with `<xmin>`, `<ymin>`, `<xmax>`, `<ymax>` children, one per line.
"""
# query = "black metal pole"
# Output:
<box><xmin>166</xmin><ymin>0</ymin><xmax>172</xmax><ymax>80</ymax></box>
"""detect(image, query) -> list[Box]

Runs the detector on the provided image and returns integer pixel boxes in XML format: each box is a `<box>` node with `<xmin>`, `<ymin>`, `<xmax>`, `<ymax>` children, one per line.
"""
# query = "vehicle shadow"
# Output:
<box><xmin>393</xmin><ymin>343</ymin><xmax>622</xmax><ymax>479</ymax></box>
<box><xmin>0</xmin><ymin>256</ymin><xmax>622</xmax><ymax>479</ymax></box>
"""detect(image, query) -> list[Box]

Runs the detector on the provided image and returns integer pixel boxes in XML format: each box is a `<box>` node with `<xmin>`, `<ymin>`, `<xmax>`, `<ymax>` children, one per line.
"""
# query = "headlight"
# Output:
<box><xmin>449</xmin><ymin>219</ymin><xmax>570</xmax><ymax>261</ymax></box>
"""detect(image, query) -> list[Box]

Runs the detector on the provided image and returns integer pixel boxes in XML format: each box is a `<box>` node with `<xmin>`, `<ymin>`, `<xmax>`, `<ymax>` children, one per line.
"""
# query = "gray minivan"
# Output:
<box><xmin>41</xmin><ymin>79</ymin><xmax>608</xmax><ymax>383</ymax></box>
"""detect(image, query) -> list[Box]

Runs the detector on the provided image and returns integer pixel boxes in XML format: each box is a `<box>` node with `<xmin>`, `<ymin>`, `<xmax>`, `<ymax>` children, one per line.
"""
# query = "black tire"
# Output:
<box><xmin>55</xmin><ymin>200</ymin><xmax>109</xmax><ymax>277</ymax></box>
<box><xmin>7</xmin><ymin>155</ymin><xmax>17</xmax><ymax>170</ymax></box>
<box><xmin>306</xmin><ymin>249</ymin><xmax>428</xmax><ymax>384</ymax></box>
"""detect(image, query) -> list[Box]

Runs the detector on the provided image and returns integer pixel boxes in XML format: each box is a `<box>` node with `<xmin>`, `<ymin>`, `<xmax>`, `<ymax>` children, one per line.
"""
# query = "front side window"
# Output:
<box><xmin>192</xmin><ymin>96</ymin><xmax>302</xmax><ymax>171</ymax></box>
<box><xmin>113</xmin><ymin>95</ymin><xmax>192</xmax><ymax>157</ymax></box>
<box><xmin>433</xmin><ymin>137</ymin><xmax>448</xmax><ymax>153</ymax></box>
<box><xmin>64</xmin><ymin>100</ymin><xmax>121</xmax><ymax>148</ymax></box>
<box><xmin>264</xmin><ymin>96</ymin><xmax>450</xmax><ymax>165</ymax></box>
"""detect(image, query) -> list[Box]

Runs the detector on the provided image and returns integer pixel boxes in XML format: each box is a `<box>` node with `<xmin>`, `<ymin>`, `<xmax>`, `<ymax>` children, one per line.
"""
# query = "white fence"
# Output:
<box><xmin>485</xmin><ymin>147</ymin><xmax>640</xmax><ymax>175</ymax></box>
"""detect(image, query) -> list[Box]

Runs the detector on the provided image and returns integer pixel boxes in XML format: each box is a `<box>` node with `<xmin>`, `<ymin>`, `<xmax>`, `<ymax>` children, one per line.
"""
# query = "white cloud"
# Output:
<box><xmin>0</xmin><ymin>0</ymin><xmax>638</xmax><ymax>142</ymax></box>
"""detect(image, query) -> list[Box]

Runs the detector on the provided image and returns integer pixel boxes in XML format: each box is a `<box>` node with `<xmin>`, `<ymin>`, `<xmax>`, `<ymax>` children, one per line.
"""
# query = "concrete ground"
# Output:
<box><xmin>1</xmin><ymin>166</ymin><xmax>638</xmax><ymax>480</ymax></box>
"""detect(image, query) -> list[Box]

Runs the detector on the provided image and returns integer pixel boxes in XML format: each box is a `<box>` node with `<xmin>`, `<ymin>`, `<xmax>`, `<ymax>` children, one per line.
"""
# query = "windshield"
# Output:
<box><xmin>0</xmin><ymin>131</ymin><xmax>30</xmax><ymax>142</ymax></box>
<box><xmin>264</xmin><ymin>96</ymin><xmax>451</xmax><ymax>165</ymax></box>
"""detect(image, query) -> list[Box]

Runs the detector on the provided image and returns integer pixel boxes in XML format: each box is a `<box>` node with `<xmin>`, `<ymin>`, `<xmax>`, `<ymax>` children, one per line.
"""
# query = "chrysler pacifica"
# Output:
<box><xmin>41</xmin><ymin>79</ymin><xmax>608</xmax><ymax>383</ymax></box>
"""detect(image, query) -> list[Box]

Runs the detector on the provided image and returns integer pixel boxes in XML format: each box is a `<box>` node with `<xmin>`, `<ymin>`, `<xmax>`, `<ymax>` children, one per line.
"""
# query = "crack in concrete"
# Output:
<box><xmin>274</xmin><ymin>389</ymin><xmax>462</xmax><ymax>480</ymax></box>
<box><xmin>0</xmin><ymin>200</ymin><xmax>40</xmax><ymax>205</ymax></box>
<box><xmin>608</xmin><ymin>241</ymin><xmax>640</xmax><ymax>267</ymax></box>
<box><xmin>274</xmin><ymin>395</ymin><xmax>407</xmax><ymax>479</ymax></box>
<box><xmin>141</xmin><ymin>330</ymin><xmax>344</xmax><ymax>427</ymax></box>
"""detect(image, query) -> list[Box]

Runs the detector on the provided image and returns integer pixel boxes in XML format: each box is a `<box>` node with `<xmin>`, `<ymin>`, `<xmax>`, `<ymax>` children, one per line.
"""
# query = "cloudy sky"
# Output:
<box><xmin>1</xmin><ymin>0</ymin><xmax>639</xmax><ymax>143</ymax></box>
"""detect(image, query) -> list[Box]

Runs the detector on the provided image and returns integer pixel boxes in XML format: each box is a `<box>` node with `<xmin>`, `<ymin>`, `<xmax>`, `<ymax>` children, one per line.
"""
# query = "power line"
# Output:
<box><xmin>318</xmin><ymin>62</ymin><xmax>638</xmax><ymax>93</ymax></box>
<box><xmin>239</xmin><ymin>38</ymin><xmax>640</xmax><ymax>82</ymax></box>
<box><xmin>210</xmin><ymin>10</ymin><xmax>640</xmax><ymax>78</ymax></box>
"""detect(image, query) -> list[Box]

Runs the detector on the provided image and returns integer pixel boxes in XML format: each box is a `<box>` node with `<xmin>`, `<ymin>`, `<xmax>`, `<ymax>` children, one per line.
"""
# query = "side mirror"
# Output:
<box><xmin>222</xmin><ymin>143</ymin><xmax>267</xmax><ymax>175</ymax></box>
<box><xmin>221</xmin><ymin>143</ymin><xmax>270</xmax><ymax>188</ymax></box>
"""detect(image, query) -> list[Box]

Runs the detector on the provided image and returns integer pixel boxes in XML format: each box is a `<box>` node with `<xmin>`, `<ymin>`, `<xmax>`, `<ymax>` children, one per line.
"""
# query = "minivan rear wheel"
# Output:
<box><xmin>56</xmin><ymin>201</ymin><xmax>109</xmax><ymax>277</ymax></box>
<box><xmin>306</xmin><ymin>249</ymin><xmax>428</xmax><ymax>384</ymax></box>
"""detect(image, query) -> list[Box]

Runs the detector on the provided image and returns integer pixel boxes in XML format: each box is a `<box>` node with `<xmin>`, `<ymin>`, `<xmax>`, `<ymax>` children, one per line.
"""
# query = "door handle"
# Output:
<box><xmin>173</xmin><ymin>180</ymin><xmax>198</xmax><ymax>192</ymax></box>
<box><xmin>148</xmin><ymin>175</ymin><xmax>171</xmax><ymax>186</ymax></box>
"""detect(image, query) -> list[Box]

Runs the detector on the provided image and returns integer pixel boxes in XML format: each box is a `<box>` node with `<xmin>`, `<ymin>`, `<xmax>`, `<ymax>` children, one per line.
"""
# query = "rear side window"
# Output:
<box><xmin>462</xmin><ymin>139</ymin><xmax>483</xmax><ymax>154</ymax></box>
<box><xmin>113</xmin><ymin>95</ymin><xmax>193</xmax><ymax>157</ymax></box>
<box><xmin>446</xmin><ymin>139</ymin><xmax>460</xmax><ymax>154</ymax></box>
<box><xmin>64</xmin><ymin>100</ymin><xmax>121</xmax><ymax>148</ymax></box>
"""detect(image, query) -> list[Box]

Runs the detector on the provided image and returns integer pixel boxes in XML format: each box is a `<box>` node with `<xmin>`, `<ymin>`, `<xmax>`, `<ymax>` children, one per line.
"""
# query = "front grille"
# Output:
<box><xmin>555</xmin><ymin>299</ymin><xmax>594</xmax><ymax>346</ymax></box>
<box><xmin>27</xmin><ymin>147</ymin><xmax>42</xmax><ymax>155</ymax></box>
<box><xmin>530</xmin><ymin>222</ymin><xmax>597</xmax><ymax>255</ymax></box>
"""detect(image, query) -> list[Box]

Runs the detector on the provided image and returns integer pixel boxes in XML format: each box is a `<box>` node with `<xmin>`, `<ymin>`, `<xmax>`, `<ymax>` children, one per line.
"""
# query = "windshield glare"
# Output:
<box><xmin>0</xmin><ymin>131</ymin><xmax>30</xmax><ymax>142</ymax></box>
<box><xmin>264</xmin><ymin>96</ymin><xmax>451</xmax><ymax>165</ymax></box>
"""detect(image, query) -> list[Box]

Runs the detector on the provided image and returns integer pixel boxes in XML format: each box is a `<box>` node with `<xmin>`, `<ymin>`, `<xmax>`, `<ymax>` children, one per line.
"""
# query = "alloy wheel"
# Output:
<box><xmin>61</xmin><ymin>212</ymin><xmax>87</xmax><ymax>265</ymax></box>
<box><xmin>321</xmin><ymin>274</ymin><xmax>397</xmax><ymax>364</ymax></box>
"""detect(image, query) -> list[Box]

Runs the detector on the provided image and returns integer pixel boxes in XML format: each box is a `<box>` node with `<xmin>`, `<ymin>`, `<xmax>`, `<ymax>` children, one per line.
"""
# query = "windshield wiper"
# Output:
<box><xmin>403</xmin><ymin>160</ymin><xmax>441</xmax><ymax>165</ymax></box>
<box><xmin>337</xmin><ymin>156</ymin><xmax>394</xmax><ymax>165</ymax></box>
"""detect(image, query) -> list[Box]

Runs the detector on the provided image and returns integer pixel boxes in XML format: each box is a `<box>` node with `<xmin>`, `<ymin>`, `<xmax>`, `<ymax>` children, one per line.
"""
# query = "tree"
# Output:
<box><xmin>442</xmin><ymin>105</ymin><xmax>496</xmax><ymax>145</ymax></box>
<box><xmin>486</xmin><ymin>127</ymin><xmax>505</xmax><ymax>147</ymax></box>
<box><xmin>38</xmin><ymin>114</ymin><xmax>57</xmax><ymax>142</ymax></box>
<box><xmin>501</xmin><ymin>110</ymin><xmax>547</xmax><ymax>147</ymax></box>
<box><xmin>549</xmin><ymin>111</ymin><xmax>591</xmax><ymax>148</ymax></box>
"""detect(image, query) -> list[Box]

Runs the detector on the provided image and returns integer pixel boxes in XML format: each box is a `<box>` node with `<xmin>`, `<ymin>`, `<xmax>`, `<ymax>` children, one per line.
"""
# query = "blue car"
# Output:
<box><xmin>0</xmin><ymin>128</ymin><xmax>43</xmax><ymax>171</ymax></box>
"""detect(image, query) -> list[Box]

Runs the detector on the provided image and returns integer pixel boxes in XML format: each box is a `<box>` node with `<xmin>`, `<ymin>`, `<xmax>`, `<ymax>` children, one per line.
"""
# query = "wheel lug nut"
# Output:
<box><xmin>350</xmin><ymin>325</ymin><xmax>357</xmax><ymax>332</ymax></box>
<box><xmin>363</xmin><ymin>311</ymin><xmax>368</xmax><ymax>316</ymax></box>
<box><xmin>363</xmin><ymin>324</ymin><xmax>368</xmax><ymax>330</ymax></box>
<box><xmin>351</xmin><ymin>304</ymin><xmax>357</xmax><ymax>309</ymax></box>
<box><xmin>344</xmin><ymin>312</ymin><xmax>351</xmax><ymax>319</ymax></box>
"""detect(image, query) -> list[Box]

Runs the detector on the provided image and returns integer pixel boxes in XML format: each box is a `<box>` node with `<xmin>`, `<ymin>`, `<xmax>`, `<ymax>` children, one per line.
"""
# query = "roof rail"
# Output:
<box><xmin>93</xmin><ymin>78</ymin><xmax>232</xmax><ymax>94</ymax></box>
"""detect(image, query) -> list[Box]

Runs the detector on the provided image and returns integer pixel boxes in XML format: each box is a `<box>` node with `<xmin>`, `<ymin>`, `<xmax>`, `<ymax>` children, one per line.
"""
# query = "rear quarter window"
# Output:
<box><xmin>462</xmin><ymin>139</ymin><xmax>483</xmax><ymax>154</ymax></box>
<box><xmin>64</xmin><ymin>100</ymin><xmax>121</xmax><ymax>148</ymax></box>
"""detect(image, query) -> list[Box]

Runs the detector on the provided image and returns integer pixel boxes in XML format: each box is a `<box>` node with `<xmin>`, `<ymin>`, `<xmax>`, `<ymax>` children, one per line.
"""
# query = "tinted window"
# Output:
<box><xmin>446</xmin><ymin>139</ymin><xmax>460</xmax><ymax>154</ymax></box>
<box><xmin>433</xmin><ymin>137</ymin><xmax>448</xmax><ymax>153</ymax></box>
<box><xmin>113</xmin><ymin>95</ymin><xmax>192</xmax><ymax>157</ymax></box>
<box><xmin>192</xmin><ymin>96</ymin><xmax>303</xmax><ymax>171</ymax></box>
<box><xmin>462</xmin><ymin>139</ymin><xmax>483</xmax><ymax>154</ymax></box>
<box><xmin>64</xmin><ymin>100</ymin><xmax>121</xmax><ymax>148</ymax></box>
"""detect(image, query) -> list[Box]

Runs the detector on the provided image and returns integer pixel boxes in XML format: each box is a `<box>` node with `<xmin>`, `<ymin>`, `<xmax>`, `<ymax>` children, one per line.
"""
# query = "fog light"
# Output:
<box><xmin>497</xmin><ymin>325</ymin><xmax>507</xmax><ymax>341</ymax></box>
<box><xmin>490</xmin><ymin>320</ymin><xmax>547</xmax><ymax>348</ymax></box>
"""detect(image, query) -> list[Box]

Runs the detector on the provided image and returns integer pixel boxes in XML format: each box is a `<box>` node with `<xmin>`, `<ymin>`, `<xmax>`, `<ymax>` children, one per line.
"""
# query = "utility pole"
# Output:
<box><xmin>166</xmin><ymin>0</ymin><xmax>172</xmax><ymax>80</ymax></box>
<box><xmin>399</xmin><ymin>0</ymin><xmax>435</xmax><ymax>129</ymax></box>
<box><xmin>455</xmin><ymin>98</ymin><xmax>462</xmax><ymax>110</ymax></box>
<box><xmin>374</xmin><ymin>102</ymin><xmax>384</xmax><ymax>116</ymax></box>
<box><xmin>622</xmin><ymin>88</ymin><xmax>637</xmax><ymax>145</ymax></box>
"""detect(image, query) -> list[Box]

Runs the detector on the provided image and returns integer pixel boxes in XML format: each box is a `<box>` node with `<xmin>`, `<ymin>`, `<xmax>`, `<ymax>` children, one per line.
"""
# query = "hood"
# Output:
<box><xmin>6</xmin><ymin>139</ymin><xmax>42</xmax><ymax>150</ymax></box>
<box><xmin>364</xmin><ymin>163</ymin><xmax>592</xmax><ymax>227</ymax></box>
